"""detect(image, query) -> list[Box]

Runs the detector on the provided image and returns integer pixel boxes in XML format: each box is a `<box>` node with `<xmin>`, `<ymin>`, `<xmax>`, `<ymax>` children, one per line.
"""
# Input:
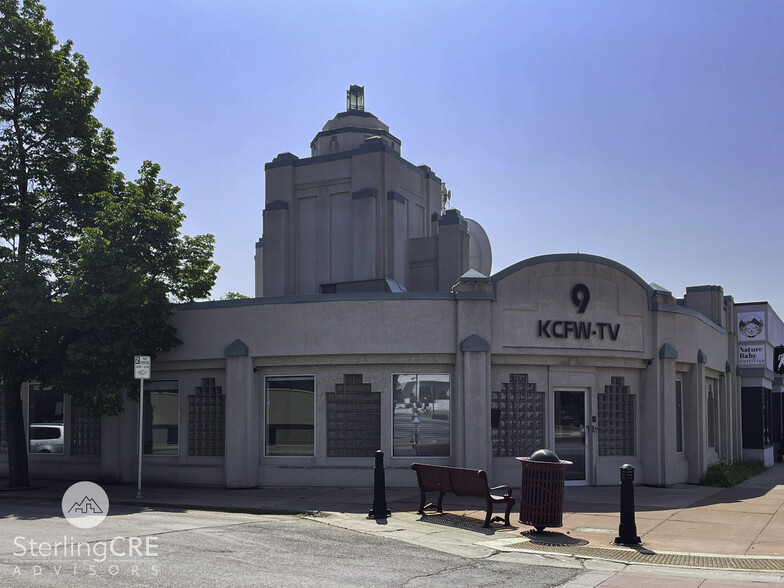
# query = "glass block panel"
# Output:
<box><xmin>491</xmin><ymin>374</ymin><xmax>544</xmax><ymax>457</ymax></box>
<box><xmin>598</xmin><ymin>377</ymin><xmax>636</xmax><ymax>456</ymax></box>
<box><xmin>327</xmin><ymin>374</ymin><xmax>380</xmax><ymax>457</ymax></box>
<box><xmin>188</xmin><ymin>378</ymin><xmax>225</xmax><ymax>456</ymax></box>
<box><xmin>71</xmin><ymin>405</ymin><xmax>101</xmax><ymax>456</ymax></box>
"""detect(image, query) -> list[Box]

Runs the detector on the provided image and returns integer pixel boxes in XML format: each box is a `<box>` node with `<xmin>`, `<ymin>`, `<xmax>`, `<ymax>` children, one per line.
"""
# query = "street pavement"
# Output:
<box><xmin>1</xmin><ymin>504</ymin><xmax>581</xmax><ymax>587</ymax></box>
<box><xmin>3</xmin><ymin>463</ymin><xmax>784</xmax><ymax>586</ymax></box>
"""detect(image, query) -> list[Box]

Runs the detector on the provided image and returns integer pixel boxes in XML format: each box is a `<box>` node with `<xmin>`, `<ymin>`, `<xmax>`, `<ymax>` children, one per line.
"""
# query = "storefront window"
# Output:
<box><xmin>675</xmin><ymin>380</ymin><xmax>683</xmax><ymax>453</ymax></box>
<box><xmin>265</xmin><ymin>376</ymin><xmax>315</xmax><ymax>456</ymax></box>
<box><xmin>28</xmin><ymin>386</ymin><xmax>64</xmax><ymax>454</ymax></box>
<box><xmin>392</xmin><ymin>374</ymin><xmax>450</xmax><ymax>457</ymax></box>
<box><xmin>762</xmin><ymin>388</ymin><xmax>772</xmax><ymax>446</ymax></box>
<box><xmin>707</xmin><ymin>382</ymin><xmax>716</xmax><ymax>448</ymax></box>
<box><xmin>0</xmin><ymin>384</ymin><xmax>6</xmax><ymax>453</ymax></box>
<box><xmin>143</xmin><ymin>380</ymin><xmax>179</xmax><ymax>455</ymax></box>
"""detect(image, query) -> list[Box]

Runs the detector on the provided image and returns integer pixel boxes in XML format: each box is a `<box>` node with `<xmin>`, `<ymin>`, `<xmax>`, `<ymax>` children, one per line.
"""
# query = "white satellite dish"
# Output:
<box><xmin>465</xmin><ymin>218</ymin><xmax>492</xmax><ymax>277</ymax></box>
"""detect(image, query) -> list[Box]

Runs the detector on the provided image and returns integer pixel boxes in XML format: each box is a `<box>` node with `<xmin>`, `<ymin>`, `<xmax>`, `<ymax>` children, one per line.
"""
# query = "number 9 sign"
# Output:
<box><xmin>571</xmin><ymin>283</ymin><xmax>590</xmax><ymax>314</ymax></box>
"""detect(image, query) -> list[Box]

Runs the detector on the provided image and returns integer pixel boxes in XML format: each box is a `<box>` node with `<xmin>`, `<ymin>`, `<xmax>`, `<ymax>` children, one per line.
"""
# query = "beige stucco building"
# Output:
<box><xmin>2</xmin><ymin>88</ymin><xmax>750</xmax><ymax>489</ymax></box>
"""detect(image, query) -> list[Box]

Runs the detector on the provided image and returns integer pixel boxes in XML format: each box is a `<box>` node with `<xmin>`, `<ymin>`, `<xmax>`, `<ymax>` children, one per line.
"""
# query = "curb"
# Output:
<box><xmin>114</xmin><ymin>499</ymin><xmax>313</xmax><ymax>517</ymax></box>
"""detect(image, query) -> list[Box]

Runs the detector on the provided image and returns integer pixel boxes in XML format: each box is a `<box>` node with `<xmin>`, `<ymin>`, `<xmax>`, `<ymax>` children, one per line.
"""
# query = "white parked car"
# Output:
<box><xmin>29</xmin><ymin>424</ymin><xmax>64</xmax><ymax>453</ymax></box>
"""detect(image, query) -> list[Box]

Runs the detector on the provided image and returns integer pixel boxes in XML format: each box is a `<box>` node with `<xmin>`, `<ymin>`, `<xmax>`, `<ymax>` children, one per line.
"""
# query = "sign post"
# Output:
<box><xmin>134</xmin><ymin>355</ymin><xmax>151</xmax><ymax>499</ymax></box>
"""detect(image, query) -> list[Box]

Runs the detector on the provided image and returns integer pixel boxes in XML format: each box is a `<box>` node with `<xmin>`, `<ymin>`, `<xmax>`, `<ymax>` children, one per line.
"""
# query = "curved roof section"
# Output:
<box><xmin>323</xmin><ymin>110</ymin><xmax>389</xmax><ymax>132</ymax></box>
<box><xmin>311</xmin><ymin>109</ymin><xmax>401</xmax><ymax>156</ymax></box>
<box><xmin>491</xmin><ymin>253</ymin><xmax>655</xmax><ymax>307</ymax></box>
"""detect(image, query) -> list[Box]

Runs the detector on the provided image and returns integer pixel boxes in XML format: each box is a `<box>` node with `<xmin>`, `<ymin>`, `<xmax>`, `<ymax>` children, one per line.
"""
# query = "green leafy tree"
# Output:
<box><xmin>55</xmin><ymin>162</ymin><xmax>219</xmax><ymax>415</ymax></box>
<box><xmin>0</xmin><ymin>1</ymin><xmax>219</xmax><ymax>487</ymax></box>
<box><xmin>0</xmin><ymin>0</ymin><xmax>116</xmax><ymax>487</ymax></box>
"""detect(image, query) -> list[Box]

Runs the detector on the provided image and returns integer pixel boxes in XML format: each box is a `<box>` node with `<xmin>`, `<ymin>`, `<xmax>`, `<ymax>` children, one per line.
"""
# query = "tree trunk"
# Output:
<box><xmin>3</xmin><ymin>378</ymin><xmax>29</xmax><ymax>488</ymax></box>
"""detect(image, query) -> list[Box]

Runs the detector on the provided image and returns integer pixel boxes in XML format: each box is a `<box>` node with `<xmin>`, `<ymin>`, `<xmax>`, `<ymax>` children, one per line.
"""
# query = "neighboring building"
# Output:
<box><xmin>0</xmin><ymin>88</ymin><xmax>751</xmax><ymax>488</ymax></box>
<box><xmin>735</xmin><ymin>302</ymin><xmax>784</xmax><ymax>465</ymax></box>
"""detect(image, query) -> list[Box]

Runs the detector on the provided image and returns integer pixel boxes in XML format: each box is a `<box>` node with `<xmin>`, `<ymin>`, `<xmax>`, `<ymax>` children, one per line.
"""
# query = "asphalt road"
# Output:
<box><xmin>0</xmin><ymin>500</ymin><xmax>580</xmax><ymax>587</ymax></box>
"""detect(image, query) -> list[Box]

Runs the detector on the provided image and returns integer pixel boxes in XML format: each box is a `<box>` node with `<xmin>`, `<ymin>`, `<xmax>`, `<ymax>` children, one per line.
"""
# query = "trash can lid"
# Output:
<box><xmin>530</xmin><ymin>449</ymin><xmax>560</xmax><ymax>462</ymax></box>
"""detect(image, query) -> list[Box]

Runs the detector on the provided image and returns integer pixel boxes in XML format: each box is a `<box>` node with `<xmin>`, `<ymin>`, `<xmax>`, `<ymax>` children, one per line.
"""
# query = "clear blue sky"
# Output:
<box><xmin>44</xmin><ymin>1</ymin><xmax>784</xmax><ymax>315</ymax></box>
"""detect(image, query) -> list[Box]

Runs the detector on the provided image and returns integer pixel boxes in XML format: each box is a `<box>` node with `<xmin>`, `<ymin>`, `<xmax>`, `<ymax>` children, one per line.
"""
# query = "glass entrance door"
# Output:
<box><xmin>555</xmin><ymin>390</ymin><xmax>586</xmax><ymax>482</ymax></box>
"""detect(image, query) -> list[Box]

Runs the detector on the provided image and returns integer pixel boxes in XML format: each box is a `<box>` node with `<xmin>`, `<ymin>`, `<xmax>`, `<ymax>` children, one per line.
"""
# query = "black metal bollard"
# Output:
<box><xmin>368</xmin><ymin>450</ymin><xmax>391</xmax><ymax>520</ymax></box>
<box><xmin>614</xmin><ymin>464</ymin><xmax>641</xmax><ymax>545</ymax></box>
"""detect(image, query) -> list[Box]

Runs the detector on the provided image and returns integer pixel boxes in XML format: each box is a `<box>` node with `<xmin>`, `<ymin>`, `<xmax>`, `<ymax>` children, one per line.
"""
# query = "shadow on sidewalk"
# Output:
<box><xmin>564</xmin><ymin>463</ymin><xmax>784</xmax><ymax>515</ymax></box>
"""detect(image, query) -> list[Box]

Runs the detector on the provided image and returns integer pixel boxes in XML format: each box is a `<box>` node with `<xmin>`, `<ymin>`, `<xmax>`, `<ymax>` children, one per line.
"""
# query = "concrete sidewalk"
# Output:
<box><xmin>3</xmin><ymin>464</ymin><xmax>784</xmax><ymax>586</ymax></box>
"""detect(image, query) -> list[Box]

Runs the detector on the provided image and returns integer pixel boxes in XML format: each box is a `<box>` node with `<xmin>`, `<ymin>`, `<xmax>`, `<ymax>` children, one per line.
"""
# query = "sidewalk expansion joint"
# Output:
<box><xmin>503</xmin><ymin>539</ymin><xmax>784</xmax><ymax>572</ymax></box>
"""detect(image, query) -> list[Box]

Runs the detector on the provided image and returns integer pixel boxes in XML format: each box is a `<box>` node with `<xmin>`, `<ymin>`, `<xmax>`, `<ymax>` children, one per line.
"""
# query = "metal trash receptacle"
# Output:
<box><xmin>517</xmin><ymin>449</ymin><xmax>572</xmax><ymax>532</ymax></box>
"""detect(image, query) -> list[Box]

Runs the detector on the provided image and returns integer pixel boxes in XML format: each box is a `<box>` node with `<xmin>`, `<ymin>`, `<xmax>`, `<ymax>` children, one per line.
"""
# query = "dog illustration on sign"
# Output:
<box><xmin>739</xmin><ymin>316</ymin><xmax>764</xmax><ymax>339</ymax></box>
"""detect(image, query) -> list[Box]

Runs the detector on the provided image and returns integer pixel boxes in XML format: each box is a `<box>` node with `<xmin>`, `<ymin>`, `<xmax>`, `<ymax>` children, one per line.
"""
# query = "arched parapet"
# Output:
<box><xmin>491</xmin><ymin>253</ymin><xmax>655</xmax><ymax>309</ymax></box>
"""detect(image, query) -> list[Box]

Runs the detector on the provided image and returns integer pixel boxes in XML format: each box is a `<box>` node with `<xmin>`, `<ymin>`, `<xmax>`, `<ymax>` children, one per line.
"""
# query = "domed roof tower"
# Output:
<box><xmin>257</xmin><ymin>86</ymin><xmax>491</xmax><ymax>297</ymax></box>
<box><xmin>310</xmin><ymin>86</ymin><xmax>401</xmax><ymax>156</ymax></box>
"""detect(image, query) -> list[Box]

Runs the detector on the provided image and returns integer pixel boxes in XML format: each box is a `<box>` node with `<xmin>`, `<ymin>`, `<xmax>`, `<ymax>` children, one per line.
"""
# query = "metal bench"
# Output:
<box><xmin>411</xmin><ymin>463</ymin><xmax>515</xmax><ymax>527</ymax></box>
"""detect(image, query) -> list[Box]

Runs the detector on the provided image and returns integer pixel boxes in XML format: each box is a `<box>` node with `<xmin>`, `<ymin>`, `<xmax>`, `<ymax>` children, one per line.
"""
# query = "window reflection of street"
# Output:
<box><xmin>393</xmin><ymin>406</ymin><xmax>450</xmax><ymax>456</ymax></box>
<box><xmin>392</xmin><ymin>374</ymin><xmax>450</xmax><ymax>457</ymax></box>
